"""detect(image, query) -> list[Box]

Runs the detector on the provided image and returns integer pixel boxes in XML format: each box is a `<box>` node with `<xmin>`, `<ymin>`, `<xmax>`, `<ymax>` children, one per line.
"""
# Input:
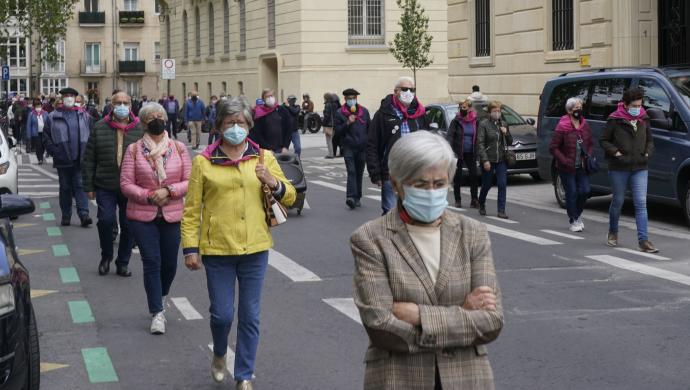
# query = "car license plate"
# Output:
<box><xmin>516</xmin><ymin>152</ymin><xmax>536</xmax><ymax>161</ymax></box>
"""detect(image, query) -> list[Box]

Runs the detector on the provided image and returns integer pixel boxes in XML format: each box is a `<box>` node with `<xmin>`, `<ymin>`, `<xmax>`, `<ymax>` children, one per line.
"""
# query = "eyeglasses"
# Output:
<box><xmin>399</xmin><ymin>87</ymin><xmax>416</xmax><ymax>93</ymax></box>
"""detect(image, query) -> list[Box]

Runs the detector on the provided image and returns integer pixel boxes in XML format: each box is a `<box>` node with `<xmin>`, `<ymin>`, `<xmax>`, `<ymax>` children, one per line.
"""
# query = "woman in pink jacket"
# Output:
<box><xmin>120</xmin><ymin>102</ymin><xmax>192</xmax><ymax>335</ymax></box>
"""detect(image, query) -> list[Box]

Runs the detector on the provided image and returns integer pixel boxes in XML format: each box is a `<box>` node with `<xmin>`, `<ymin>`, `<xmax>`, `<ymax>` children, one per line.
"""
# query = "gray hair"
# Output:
<box><xmin>395</xmin><ymin>76</ymin><xmax>415</xmax><ymax>89</ymax></box>
<box><xmin>388</xmin><ymin>131</ymin><xmax>456</xmax><ymax>191</ymax></box>
<box><xmin>138</xmin><ymin>102</ymin><xmax>168</xmax><ymax>122</ymax></box>
<box><xmin>215</xmin><ymin>97</ymin><xmax>254</xmax><ymax>131</ymax></box>
<box><xmin>565</xmin><ymin>97</ymin><xmax>583</xmax><ymax>112</ymax></box>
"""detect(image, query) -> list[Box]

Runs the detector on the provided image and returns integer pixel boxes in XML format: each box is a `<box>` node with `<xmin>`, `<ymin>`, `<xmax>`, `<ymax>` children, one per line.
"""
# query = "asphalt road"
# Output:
<box><xmin>11</xmin><ymin>133</ymin><xmax>690</xmax><ymax>389</ymax></box>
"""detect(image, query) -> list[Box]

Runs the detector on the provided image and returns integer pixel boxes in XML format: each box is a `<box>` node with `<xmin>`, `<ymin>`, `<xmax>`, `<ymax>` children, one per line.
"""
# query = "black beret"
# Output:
<box><xmin>342</xmin><ymin>88</ymin><xmax>360</xmax><ymax>96</ymax></box>
<box><xmin>59</xmin><ymin>87</ymin><xmax>80</xmax><ymax>96</ymax></box>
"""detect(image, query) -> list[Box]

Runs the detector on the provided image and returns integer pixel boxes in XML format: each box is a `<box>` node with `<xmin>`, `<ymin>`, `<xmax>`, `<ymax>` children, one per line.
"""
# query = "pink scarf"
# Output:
<box><xmin>56</xmin><ymin>104</ymin><xmax>82</xmax><ymax>112</ymax></box>
<box><xmin>340</xmin><ymin>104</ymin><xmax>366</xmax><ymax>124</ymax></box>
<box><xmin>104</xmin><ymin>113</ymin><xmax>141</xmax><ymax>133</ymax></box>
<box><xmin>391</xmin><ymin>95</ymin><xmax>425</xmax><ymax>120</ymax></box>
<box><xmin>555</xmin><ymin>114</ymin><xmax>588</xmax><ymax>133</ymax></box>
<box><xmin>142</xmin><ymin>133</ymin><xmax>170</xmax><ymax>183</ymax></box>
<box><xmin>253</xmin><ymin>104</ymin><xmax>277</xmax><ymax>120</ymax></box>
<box><xmin>608</xmin><ymin>102</ymin><xmax>647</xmax><ymax>121</ymax></box>
<box><xmin>455</xmin><ymin>109</ymin><xmax>477</xmax><ymax>124</ymax></box>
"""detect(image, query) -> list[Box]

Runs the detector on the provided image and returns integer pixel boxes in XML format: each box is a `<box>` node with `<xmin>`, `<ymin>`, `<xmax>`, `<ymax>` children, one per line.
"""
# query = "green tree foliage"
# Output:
<box><xmin>389</xmin><ymin>0</ymin><xmax>434</xmax><ymax>86</ymax></box>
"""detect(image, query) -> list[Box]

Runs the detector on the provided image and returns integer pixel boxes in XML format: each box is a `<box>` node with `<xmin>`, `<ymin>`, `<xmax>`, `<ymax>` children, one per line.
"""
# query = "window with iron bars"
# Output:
<box><xmin>239</xmin><ymin>0</ymin><xmax>247</xmax><ymax>52</ymax></box>
<box><xmin>475</xmin><ymin>0</ymin><xmax>491</xmax><ymax>57</ymax></box>
<box><xmin>267</xmin><ymin>0</ymin><xmax>276</xmax><ymax>49</ymax></box>
<box><xmin>552</xmin><ymin>0</ymin><xmax>574</xmax><ymax>51</ymax></box>
<box><xmin>348</xmin><ymin>0</ymin><xmax>384</xmax><ymax>46</ymax></box>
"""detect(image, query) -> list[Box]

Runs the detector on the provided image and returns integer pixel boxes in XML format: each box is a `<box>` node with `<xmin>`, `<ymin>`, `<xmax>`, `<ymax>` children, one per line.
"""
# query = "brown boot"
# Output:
<box><xmin>639</xmin><ymin>240</ymin><xmax>659</xmax><ymax>254</ymax></box>
<box><xmin>607</xmin><ymin>232</ymin><xmax>618</xmax><ymax>247</ymax></box>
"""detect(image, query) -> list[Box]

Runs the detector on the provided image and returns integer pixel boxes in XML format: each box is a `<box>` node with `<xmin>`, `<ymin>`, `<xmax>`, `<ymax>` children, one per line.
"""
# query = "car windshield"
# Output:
<box><xmin>670</xmin><ymin>76</ymin><xmax>690</xmax><ymax>107</ymax></box>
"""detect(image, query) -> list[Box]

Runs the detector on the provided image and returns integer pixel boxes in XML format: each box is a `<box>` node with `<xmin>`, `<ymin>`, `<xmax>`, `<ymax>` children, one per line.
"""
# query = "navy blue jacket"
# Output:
<box><xmin>334</xmin><ymin>105</ymin><xmax>371</xmax><ymax>151</ymax></box>
<box><xmin>43</xmin><ymin>109</ymin><xmax>93</xmax><ymax>168</ymax></box>
<box><xmin>27</xmin><ymin>111</ymin><xmax>49</xmax><ymax>138</ymax></box>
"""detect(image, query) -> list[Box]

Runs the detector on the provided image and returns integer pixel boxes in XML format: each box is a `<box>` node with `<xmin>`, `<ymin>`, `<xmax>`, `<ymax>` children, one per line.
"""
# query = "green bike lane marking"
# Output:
<box><xmin>68</xmin><ymin>301</ymin><xmax>95</xmax><ymax>324</ymax></box>
<box><xmin>47</xmin><ymin>227</ymin><xmax>62</xmax><ymax>237</ymax></box>
<box><xmin>59</xmin><ymin>267</ymin><xmax>80</xmax><ymax>283</ymax></box>
<box><xmin>42</xmin><ymin>212</ymin><xmax>56</xmax><ymax>221</ymax></box>
<box><xmin>52</xmin><ymin>244</ymin><xmax>70</xmax><ymax>257</ymax></box>
<box><xmin>82</xmin><ymin>347</ymin><xmax>119</xmax><ymax>383</ymax></box>
<box><xmin>39</xmin><ymin>201</ymin><xmax>51</xmax><ymax>209</ymax></box>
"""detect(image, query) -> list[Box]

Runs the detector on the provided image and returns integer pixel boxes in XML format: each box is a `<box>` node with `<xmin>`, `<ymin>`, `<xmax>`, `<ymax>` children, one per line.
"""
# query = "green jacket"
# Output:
<box><xmin>82</xmin><ymin>118</ymin><xmax>144</xmax><ymax>192</ymax></box>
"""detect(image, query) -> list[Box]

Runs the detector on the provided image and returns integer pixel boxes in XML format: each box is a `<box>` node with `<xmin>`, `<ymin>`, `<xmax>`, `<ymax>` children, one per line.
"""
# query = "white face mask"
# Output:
<box><xmin>75</xmin><ymin>102</ymin><xmax>82</xmax><ymax>108</ymax></box>
<box><xmin>265</xmin><ymin>96</ymin><xmax>276</xmax><ymax>107</ymax></box>
<box><xmin>399</xmin><ymin>90</ymin><xmax>415</xmax><ymax>105</ymax></box>
<box><xmin>63</xmin><ymin>97</ymin><xmax>75</xmax><ymax>108</ymax></box>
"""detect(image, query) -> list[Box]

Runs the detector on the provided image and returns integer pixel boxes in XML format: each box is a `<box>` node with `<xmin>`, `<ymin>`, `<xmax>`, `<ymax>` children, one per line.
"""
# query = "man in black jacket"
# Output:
<box><xmin>366</xmin><ymin>76</ymin><xmax>429</xmax><ymax>214</ymax></box>
<box><xmin>335</xmin><ymin>88</ymin><xmax>371</xmax><ymax>210</ymax></box>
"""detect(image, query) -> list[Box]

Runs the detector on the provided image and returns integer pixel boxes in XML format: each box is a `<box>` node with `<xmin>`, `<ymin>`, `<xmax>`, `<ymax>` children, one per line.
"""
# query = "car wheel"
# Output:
<box><xmin>554</xmin><ymin>174</ymin><xmax>566</xmax><ymax>209</ymax></box>
<box><xmin>26</xmin><ymin>305</ymin><xmax>40</xmax><ymax>390</ymax></box>
<box><xmin>530</xmin><ymin>172</ymin><xmax>542</xmax><ymax>181</ymax></box>
<box><xmin>683</xmin><ymin>180</ymin><xmax>690</xmax><ymax>228</ymax></box>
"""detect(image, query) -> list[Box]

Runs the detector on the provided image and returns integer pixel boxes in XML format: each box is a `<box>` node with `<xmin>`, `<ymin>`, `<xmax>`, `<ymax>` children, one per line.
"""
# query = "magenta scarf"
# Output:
<box><xmin>391</xmin><ymin>96</ymin><xmax>425</xmax><ymax>120</ymax></box>
<box><xmin>104</xmin><ymin>112</ymin><xmax>141</xmax><ymax>133</ymax></box>
<box><xmin>555</xmin><ymin>114</ymin><xmax>588</xmax><ymax>133</ymax></box>
<box><xmin>201</xmin><ymin>138</ymin><xmax>260</xmax><ymax>166</ymax></box>
<box><xmin>253</xmin><ymin>104</ymin><xmax>277</xmax><ymax>120</ymax></box>
<box><xmin>608</xmin><ymin>101</ymin><xmax>647</xmax><ymax>121</ymax></box>
<box><xmin>31</xmin><ymin>109</ymin><xmax>45</xmax><ymax>117</ymax></box>
<box><xmin>56</xmin><ymin>104</ymin><xmax>82</xmax><ymax>112</ymax></box>
<box><xmin>455</xmin><ymin>109</ymin><xmax>477</xmax><ymax>124</ymax></box>
<box><xmin>340</xmin><ymin>104</ymin><xmax>366</xmax><ymax>124</ymax></box>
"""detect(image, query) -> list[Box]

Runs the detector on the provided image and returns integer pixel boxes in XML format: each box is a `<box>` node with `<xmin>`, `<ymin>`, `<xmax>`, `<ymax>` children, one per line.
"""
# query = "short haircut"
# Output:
<box><xmin>623</xmin><ymin>87</ymin><xmax>644</xmax><ymax>105</ymax></box>
<box><xmin>138</xmin><ymin>102</ymin><xmax>168</xmax><ymax>122</ymax></box>
<box><xmin>472</xmin><ymin>85</ymin><xmax>480</xmax><ymax>92</ymax></box>
<box><xmin>395</xmin><ymin>76</ymin><xmax>415</xmax><ymax>89</ymax></box>
<box><xmin>487</xmin><ymin>100</ymin><xmax>502</xmax><ymax>112</ymax></box>
<box><xmin>460</xmin><ymin>99</ymin><xmax>472</xmax><ymax>108</ymax></box>
<box><xmin>215</xmin><ymin>97</ymin><xmax>254</xmax><ymax>131</ymax></box>
<box><xmin>565</xmin><ymin>97</ymin><xmax>583</xmax><ymax>112</ymax></box>
<box><xmin>388</xmin><ymin>131</ymin><xmax>456</xmax><ymax>192</ymax></box>
<box><xmin>261</xmin><ymin>89</ymin><xmax>274</xmax><ymax>99</ymax></box>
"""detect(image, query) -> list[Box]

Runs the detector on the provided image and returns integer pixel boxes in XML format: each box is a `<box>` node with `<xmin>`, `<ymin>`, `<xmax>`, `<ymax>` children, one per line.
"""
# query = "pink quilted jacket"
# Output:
<box><xmin>120</xmin><ymin>139</ymin><xmax>191</xmax><ymax>223</ymax></box>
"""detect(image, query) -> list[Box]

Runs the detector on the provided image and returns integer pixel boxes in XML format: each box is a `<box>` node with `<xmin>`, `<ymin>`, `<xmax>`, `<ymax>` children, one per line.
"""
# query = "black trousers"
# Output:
<box><xmin>31</xmin><ymin>136</ymin><xmax>45</xmax><ymax>162</ymax></box>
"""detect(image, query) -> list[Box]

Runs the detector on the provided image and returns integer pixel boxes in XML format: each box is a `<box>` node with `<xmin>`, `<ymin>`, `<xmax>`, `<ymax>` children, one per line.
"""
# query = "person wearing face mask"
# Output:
<box><xmin>367</xmin><ymin>76</ymin><xmax>429</xmax><ymax>215</ymax></box>
<box><xmin>600</xmin><ymin>87</ymin><xmax>658</xmax><ymax>253</ymax></box>
<box><xmin>206</xmin><ymin>95</ymin><xmax>219</xmax><ymax>145</ymax></box>
<box><xmin>447</xmin><ymin>99</ymin><xmax>480</xmax><ymax>209</ymax></box>
<box><xmin>549</xmin><ymin>97</ymin><xmax>593</xmax><ymax>233</ymax></box>
<box><xmin>351</xmin><ymin>131</ymin><xmax>503</xmax><ymax>390</ymax></box>
<box><xmin>181</xmin><ymin>98</ymin><xmax>295</xmax><ymax>389</ymax></box>
<box><xmin>163</xmin><ymin>94</ymin><xmax>180</xmax><ymax>139</ymax></box>
<box><xmin>282</xmin><ymin>95</ymin><xmax>302</xmax><ymax>156</ymax></box>
<box><xmin>184</xmin><ymin>91</ymin><xmax>206</xmax><ymax>149</ymax></box>
<box><xmin>476</xmin><ymin>101</ymin><xmax>513</xmax><ymax>219</ymax></box>
<box><xmin>83</xmin><ymin>91</ymin><xmax>145</xmax><ymax>277</ymax></box>
<box><xmin>249</xmin><ymin>89</ymin><xmax>292</xmax><ymax>154</ymax></box>
<box><xmin>120</xmin><ymin>103</ymin><xmax>191</xmax><ymax>335</ymax></box>
<box><xmin>334</xmin><ymin>88</ymin><xmax>371</xmax><ymax>209</ymax></box>
<box><xmin>44</xmin><ymin>87</ymin><xmax>94</xmax><ymax>228</ymax></box>
<box><xmin>27</xmin><ymin>99</ymin><xmax>49</xmax><ymax>164</ymax></box>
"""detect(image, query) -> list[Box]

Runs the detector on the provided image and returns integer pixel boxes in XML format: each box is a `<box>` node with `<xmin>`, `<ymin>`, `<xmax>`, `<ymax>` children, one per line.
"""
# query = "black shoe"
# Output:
<box><xmin>470</xmin><ymin>199</ymin><xmax>480</xmax><ymax>209</ymax></box>
<box><xmin>346</xmin><ymin>198</ymin><xmax>356</xmax><ymax>210</ymax></box>
<box><xmin>61</xmin><ymin>216</ymin><xmax>71</xmax><ymax>226</ymax></box>
<box><xmin>325</xmin><ymin>155</ymin><xmax>334</xmax><ymax>159</ymax></box>
<box><xmin>454</xmin><ymin>201</ymin><xmax>462</xmax><ymax>208</ymax></box>
<box><xmin>116</xmin><ymin>265</ymin><xmax>132</xmax><ymax>277</ymax></box>
<box><xmin>80</xmin><ymin>216</ymin><xmax>93</xmax><ymax>228</ymax></box>
<box><xmin>98</xmin><ymin>257</ymin><xmax>113</xmax><ymax>276</ymax></box>
<box><xmin>355</xmin><ymin>199</ymin><xmax>362</xmax><ymax>208</ymax></box>
<box><xmin>497</xmin><ymin>211</ymin><xmax>509</xmax><ymax>219</ymax></box>
<box><xmin>479</xmin><ymin>206</ymin><xmax>487</xmax><ymax>216</ymax></box>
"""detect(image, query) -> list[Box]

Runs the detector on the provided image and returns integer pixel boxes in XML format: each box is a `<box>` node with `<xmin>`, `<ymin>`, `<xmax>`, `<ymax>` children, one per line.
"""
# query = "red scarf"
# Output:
<box><xmin>455</xmin><ymin>109</ymin><xmax>477</xmax><ymax>124</ymax></box>
<box><xmin>340</xmin><ymin>104</ymin><xmax>365</xmax><ymax>124</ymax></box>
<box><xmin>104</xmin><ymin>112</ymin><xmax>141</xmax><ymax>133</ymax></box>
<box><xmin>391</xmin><ymin>96</ymin><xmax>425</xmax><ymax>120</ymax></box>
<box><xmin>608</xmin><ymin>101</ymin><xmax>647</xmax><ymax>121</ymax></box>
<box><xmin>254</xmin><ymin>104</ymin><xmax>277</xmax><ymax>120</ymax></box>
<box><xmin>31</xmin><ymin>108</ymin><xmax>45</xmax><ymax>117</ymax></box>
<box><xmin>555</xmin><ymin>114</ymin><xmax>588</xmax><ymax>134</ymax></box>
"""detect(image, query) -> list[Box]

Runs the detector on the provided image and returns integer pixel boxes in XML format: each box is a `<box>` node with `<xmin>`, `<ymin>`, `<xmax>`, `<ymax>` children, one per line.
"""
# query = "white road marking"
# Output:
<box><xmin>485</xmin><ymin>224</ymin><xmax>562</xmax><ymax>246</ymax></box>
<box><xmin>540</xmin><ymin>229</ymin><xmax>585</xmax><ymax>240</ymax></box>
<box><xmin>17</xmin><ymin>173</ymin><xmax>41</xmax><ymax>176</ymax></box>
<box><xmin>310</xmin><ymin>166</ymin><xmax>330</xmax><ymax>171</ymax></box>
<box><xmin>487</xmin><ymin>216</ymin><xmax>519</xmax><ymax>224</ymax></box>
<box><xmin>323</xmin><ymin>298</ymin><xmax>362</xmax><ymax>325</ymax></box>
<box><xmin>365</xmin><ymin>195</ymin><xmax>379</xmax><ymax>201</ymax></box>
<box><xmin>28</xmin><ymin>164</ymin><xmax>59</xmax><ymax>180</ymax></box>
<box><xmin>368</xmin><ymin>187</ymin><xmax>381</xmax><ymax>192</ymax></box>
<box><xmin>302</xmin><ymin>199</ymin><xmax>310</xmax><ymax>210</ymax></box>
<box><xmin>447</xmin><ymin>206</ymin><xmax>466</xmax><ymax>212</ymax></box>
<box><xmin>269</xmin><ymin>249</ymin><xmax>321</xmax><ymax>282</ymax></box>
<box><xmin>318</xmin><ymin>175</ymin><xmax>332</xmax><ymax>181</ymax></box>
<box><xmin>170</xmin><ymin>297</ymin><xmax>204</xmax><ymax>320</ymax></box>
<box><xmin>207</xmin><ymin>344</ymin><xmax>235</xmax><ymax>378</ymax></box>
<box><xmin>18</xmin><ymin>168</ymin><xmax>33</xmax><ymax>173</ymax></box>
<box><xmin>28</xmin><ymin>154</ymin><xmax>38</xmax><ymax>164</ymax></box>
<box><xmin>586</xmin><ymin>255</ymin><xmax>690</xmax><ymax>286</ymax></box>
<box><xmin>18</xmin><ymin>184</ymin><xmax>59</xmax><ymax>188</ymax></box>
<box><xmin>20</xmin><ymin>192</ymin><xmax>58</xmax><ymax>197</ymax></box>
<box><xmin>19</xmin><ymin>178</ymin><xmax>53</xmax><ymax>182</ymax></box>
<box><xmin>16</xmin><ymin>154</ymin><xmax>22</xmax><ymax>166</ymax></box>
<box><xmin>614</xmin><ymin>247</ymin><xmax>671</xmax><ymax>261</ymax></box>
<box><xmin>311</xmin><ymin>180</ymin><xmax>347</xmax><ymax>192</ymax></box>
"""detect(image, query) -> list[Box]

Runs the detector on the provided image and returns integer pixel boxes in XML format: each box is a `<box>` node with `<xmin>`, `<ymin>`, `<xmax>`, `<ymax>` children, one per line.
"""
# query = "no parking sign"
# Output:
<box><xmin>161</xmin><ymin>59</ymin><xmax>175</xmax><ymax>80</ymax></box>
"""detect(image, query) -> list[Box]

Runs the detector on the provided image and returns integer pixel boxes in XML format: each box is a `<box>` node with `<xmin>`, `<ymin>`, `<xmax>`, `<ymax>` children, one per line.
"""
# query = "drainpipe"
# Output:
<box><xmin>112</xmin><ymin>0</ymin><xmax>118</xmax><ymax>91</ymax></box>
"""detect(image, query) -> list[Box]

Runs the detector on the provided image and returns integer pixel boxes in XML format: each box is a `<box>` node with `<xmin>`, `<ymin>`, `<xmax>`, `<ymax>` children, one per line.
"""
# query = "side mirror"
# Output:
<box><xmin>0</xmin><ymin>195</ymin><xmax>35</xmax><ymax>219</ymax></box>
<box><xmin>429</xmin><ymin>123</ymin><xmax>439</xmax><ymax>130</ymax></box>
<box><xmin>526</xmin><ymin>118</ymin><xmax>536</xmax><ymax>126</ymax></box>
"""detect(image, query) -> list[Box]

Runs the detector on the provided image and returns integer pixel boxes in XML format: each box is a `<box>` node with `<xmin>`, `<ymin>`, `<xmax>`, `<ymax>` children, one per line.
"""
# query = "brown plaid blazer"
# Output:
<box><xmin>351</xmin><ymin>208</ymin><xmax>503</xmax><ymax>390</ymax></box>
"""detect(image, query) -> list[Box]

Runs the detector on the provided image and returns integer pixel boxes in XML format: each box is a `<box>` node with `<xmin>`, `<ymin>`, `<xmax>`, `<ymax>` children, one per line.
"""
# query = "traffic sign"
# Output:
<box><xmin>1</xmin><ymin>65</ymin><xmax>9</xmax><ymax>81</ymax></box>
<box><xmin>161</xmin><ymin>59</ymin><xmax>175</xmax><ymax>80</ymax></box>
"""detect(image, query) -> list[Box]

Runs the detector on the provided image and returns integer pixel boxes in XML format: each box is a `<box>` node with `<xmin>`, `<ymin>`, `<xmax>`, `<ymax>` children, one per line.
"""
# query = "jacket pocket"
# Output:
<box><xmin>206</xmin><ymin>214</ymin><xmax>214</xmax><ymax>246</ymax></box>
<box><xmin>475</xmin><ymin>345</ymin><xmax>488</xmax><ymax>356</ymax></box>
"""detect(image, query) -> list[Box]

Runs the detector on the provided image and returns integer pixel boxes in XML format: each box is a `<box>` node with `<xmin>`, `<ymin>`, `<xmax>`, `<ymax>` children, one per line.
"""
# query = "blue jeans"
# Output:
<box><xmin>479</xmin><ymin>161</ymin><xmax>508</xmax><ymax>213</ymax></box>
<box><xmin>608</xmin><ymin>170</ymin><xmax>649</xmax><ymax>241</ymax></box>
<box><xmin>130</xmin><ymin>219</ymin><xmax>180</xmax><ymax>314</ymax></box>
<box><xmin>559</xmin><ymin>168</ymin><xmax>591</xmax><ymax>223</ymax></box>
<box><xmin>57</xmin><ymin>165</ymin><xmax>90</xmax><ymax>220</ymax></box>
<box><xmin>96</xmin><ymin>189</ymin><xmax>133</xmax><ymax>266</ymax></box>
<box><xmin>290</xmin><ymin>131</ymin><xmax>301</xmax><ymax>156</ymax></box>
<box><xmin>344</xmin><ymin>147</ymin><xmax>365</xmax><ymax>201</ymax></box>
<box><xmin>381</xmin><ymin>180</ymin><xmax>397</xmax><ymax>215</ymax></box>
<box><xmin>203</xmin><ymin>251</ymin><xmax>269</xmax><ymax>381</ymax></box>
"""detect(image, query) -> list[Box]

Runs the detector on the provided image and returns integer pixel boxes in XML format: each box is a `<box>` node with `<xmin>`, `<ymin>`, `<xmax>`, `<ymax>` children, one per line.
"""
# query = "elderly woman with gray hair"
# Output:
<box><xmin>181</xmin><ymin>97</ymin><xmax>296</xmax><ymax>390</ymax></box>
<box><xmin>120</xmin><ymin>102</ymin><xmax>191</xmax><ymax>335</ymax></box>
<box><xmin>549</xmin><ymin>97</ymin><xmax>593</xmax><ymax>232</ymax></box>
<box><xmin>351</xmin><ymin>131</ymin><xmax>503</xmax><ymax>390</ymax></box>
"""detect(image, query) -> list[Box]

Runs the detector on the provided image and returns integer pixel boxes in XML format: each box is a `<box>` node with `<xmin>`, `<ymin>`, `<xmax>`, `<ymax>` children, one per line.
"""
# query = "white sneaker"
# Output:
<box><xmin>212</xmin><ymin>355</ymin><xmax>226</xmax><ymax>383</ymax></box>
<box><xmin>577</xmin><ymin>218</ymin><xmax>585</xmax><ymax>231</ymax></box>
<box><xmin>150</xmin><ymin>311</ymin><xmax>166</xmax><ymax>335</ymax></box>
<box><xmin>569</xmin><ymin>221</ymin><xmax>583</xmax><ymax>232</ymax></box>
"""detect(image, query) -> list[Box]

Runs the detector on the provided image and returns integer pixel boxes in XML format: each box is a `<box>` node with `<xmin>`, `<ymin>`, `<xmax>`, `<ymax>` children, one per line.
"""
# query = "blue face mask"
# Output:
<box><xmin>402</xmin><ymin>186</ymin><xmax>448</xmax><ymax>223</ymax></box>
<box><xmin>113</xmin><ymin>104</ymin><xmax>130</xmax><ymax>119</ymax></box>
<box><xmin>628</xmin><ymin>107</ymin><xmax>641</xmax><ymax>117</ymax></box>
<box><xmin>346</xmin><ymin>99</ymin><xmax>357</xmax><ymax>107</ymax></box>
<box><xmin>223</xmin><ymin>124</ymin><xmax>248</xmax><ymax>145</ymax></box>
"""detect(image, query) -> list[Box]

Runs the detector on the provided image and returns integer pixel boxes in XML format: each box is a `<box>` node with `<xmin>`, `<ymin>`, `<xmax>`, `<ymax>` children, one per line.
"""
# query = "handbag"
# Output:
<box><xmin>259</xmin><ymin>149</ymin><xmax>287</xmax><ymax>227</ymax></box>
<box><xmin>501</xmin><ymin>125</ymin><xmax>517</xmax><ymax>168</ymax></box>
<box><xmin>578</xmin><ymin>136</ymin><xmax>599</xmax><ymax>174</ymax></box>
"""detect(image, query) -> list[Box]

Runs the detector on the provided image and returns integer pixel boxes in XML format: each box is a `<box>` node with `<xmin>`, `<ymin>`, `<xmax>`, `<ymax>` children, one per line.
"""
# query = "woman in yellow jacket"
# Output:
<box><xmin>181</xmin><ymin>98</ymin><xmax>295</xmax><ymax>390</ymax></box>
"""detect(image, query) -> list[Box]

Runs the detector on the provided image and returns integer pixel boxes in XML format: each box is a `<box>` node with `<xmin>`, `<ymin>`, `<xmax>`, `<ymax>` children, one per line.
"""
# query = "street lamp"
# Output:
<box><xmin>158</xmin><ymin>13</ymin><xmax>166</xmax><ymax>23</ymax></box>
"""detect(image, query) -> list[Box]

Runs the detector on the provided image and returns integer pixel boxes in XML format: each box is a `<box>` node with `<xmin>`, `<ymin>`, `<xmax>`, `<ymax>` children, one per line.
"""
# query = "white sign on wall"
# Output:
<box><xmin>161</xmin><ymin>59</ymin><xmax>176</xmax><ymax>80</ymax></box>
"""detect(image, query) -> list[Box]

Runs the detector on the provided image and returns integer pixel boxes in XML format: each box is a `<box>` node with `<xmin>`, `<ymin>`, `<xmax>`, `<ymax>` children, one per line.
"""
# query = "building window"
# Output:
<box><xmin>41</xmin><ymin>78</ymin><xmax>67</xmax><ymax>95</ymax></box>
<box><xmin>222</xmin><ymin>81</ymin><xmax>227</xmax><ymax>94</ymax></box>
<box><xmin>125</xmin><ymin>80</ymin><xmax>139</xmax><ymax>98</ymax></box>
<box><xmin>87</xmin><ymin>81</ymin><xmax>99</xmax><ymax>104</ymax></box>
<box><xmin>154</xmin><ymin>41</ymin><xmax>160</xmax><ymax>61</ymax></box>
<box><xmin>183</xmin><ymin>10</ymin><xmax>188</xmax><ymax>58</ymax></box>
<box><xmin>1</xmin><ymin>37</ymin><xmax>28</xmax><ymax>68</ymax></box>
<box><xmin>208</xmin><ymin>3</ymin><xmax>215</xmax><ymax>55</ymax></box>
<box><xmin>475</xmin><ymin>0</ymin><xmax>491</xmax><ymax>57</ymax></box>
<box><xmin>207</xmin><ymin>82</ymin><xmax>212</xmax><ymax>99</ymax></box>
<box><xmin>42</xmin><ymin>40</ymin><xmax>65</xmax><ymax>73</ymax></box>
<box><xmin>267</xmin><ymin>0</ymin><xmax>276</xmax><ymax>49</ymax></box>
<box><xmin>2</xmin><ymin>78</ymin><xmax>28</xmax><ymax>97</ymax></box>
<box><xmin>154</xmin><ymin>0</ymin><xmax>161</xmax><ymax>14</ymax></box>
<box><xmin>238</xmin><ymin>81</ymin><xmax>244</xmax><ymax>95</ymax></box>
<box><xmin>182</xmin><ymin>82</ymin><xmax>186</xmax><ymax>98</ymax></box>
<box><xmin>123</xmin><ymin>0</ymin><xmax>137</xmax><ymax>11</ymax></box>
<box><xmin>347</xmin><ymin>0</ymin><xmax>384</xmax><ymax>46</ymax></box>
<box><xmin>223</xmin><ymin>0</ymin><xmax>230</xmax><ymax>54</ymax></box>
<box><xmin>195</xmin><ymin>6</ymin><xmax>201</xmax><ymax>57</ymax></box>
<box><xmin>124</xmin><ymin>42</ymin><xmax>139</xmax><ymax>61</ymax></box>
<box><xmin>84</xmin><ymin>0</ymin><xmax>98</xmax><ymax>12</ymax></box>
<box><xmin>239</xmin><ymin>0</ymin><xmax>246</xmax><ymax>52</ymax></box>
<box><xmin>552</xmin><ymin>0</ymin><xmax>574</xmax><ymax>51</ymax></box>
<box><xmin>85</xmin><ymin>42</ymin><xmax>101</xmax><ymax>73</ymax></box>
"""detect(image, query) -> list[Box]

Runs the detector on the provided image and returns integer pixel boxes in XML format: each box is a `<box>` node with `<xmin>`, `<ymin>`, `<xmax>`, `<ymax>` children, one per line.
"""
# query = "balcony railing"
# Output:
<box><xmin>119</xmin><ymin>11</ymin><xmax>145</xmax><ymax>25</ymax></box>
<box><xmin>79</xmin><ymin>11</ymin><xmax>106</xmax><ymax>25</ymax></box>
<box><xmin>118</xmin><ymin>60</ymin><xmax>145</xmax><ymax>74</ymax></box>
<box><xmin>80</xmin><ymin>60</ymin><xmax>107</xmax><ymax>76</ymax></box>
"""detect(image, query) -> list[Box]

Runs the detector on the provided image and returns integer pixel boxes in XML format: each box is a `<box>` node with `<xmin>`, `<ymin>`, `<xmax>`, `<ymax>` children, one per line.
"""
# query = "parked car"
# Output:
<box><xmin>0</xmin><ymin>194</ymin><xmax>39</xmax><ymax>390</ymax></box>
<box><xmin>425</xmin><ymin>102</ymin><xmax>541</xmax><ymax>180</ymax></box>
<box><xmin>0</xmin><ymin>132</ymin><xmax>18</xmax><ymax>195</ymax></box>
<box><xmin>536</xmin><ymin>66</ymin><xmax>690</xmax><ymax>226</ymax></box>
